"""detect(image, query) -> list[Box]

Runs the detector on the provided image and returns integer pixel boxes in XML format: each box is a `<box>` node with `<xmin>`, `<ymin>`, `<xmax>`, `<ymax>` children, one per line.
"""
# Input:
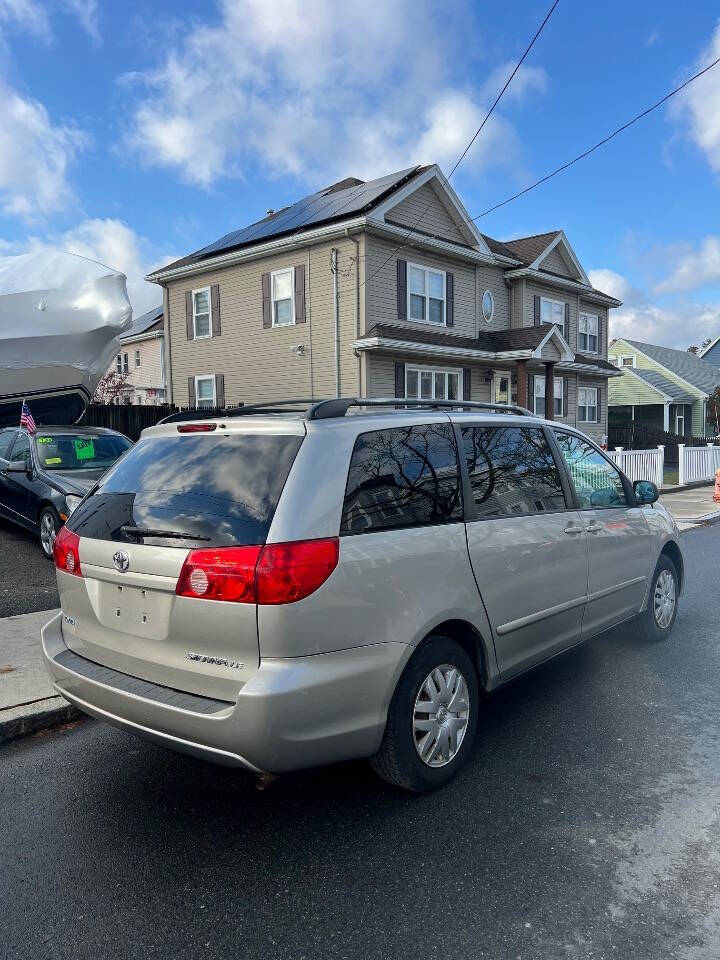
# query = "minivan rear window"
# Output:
<box><xmin>67</xmin><ymin>433</ymin><xmax>303</xmax><ymax>547</ymax></box>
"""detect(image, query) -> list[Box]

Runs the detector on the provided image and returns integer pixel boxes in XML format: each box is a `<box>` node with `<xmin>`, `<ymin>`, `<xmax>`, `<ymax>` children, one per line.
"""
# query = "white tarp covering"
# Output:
<box><xmin>0</xmin><ymin>250</ymin><xmax>132</xmax><ymax>407</ymax></box>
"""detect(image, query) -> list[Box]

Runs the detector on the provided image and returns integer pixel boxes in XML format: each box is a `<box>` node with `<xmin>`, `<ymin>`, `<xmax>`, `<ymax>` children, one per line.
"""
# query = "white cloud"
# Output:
<box><xmin>0</xmin><ymin>79</ymin><xmax>88</xmax><ymax>219</ymax></box>
<box><xmin>123</xmin><ymin>0</ymin><xmax>546</xmax><ymax>188</ymax></box>
<box><xmin>592</xmin><ymin>267</ymin><xmax>720</xmax><ymax>350</ymax></box>
<box><xmin>60</xmin><ymin>0</ymin><xmax>100</xmax><ymax>43</ymax></box>
<box><xmin>0</xmin><ymin>0</ymin><xmax>50</xmax><ymax>40</ymax></box>
<box><xmin>26</xmin><ymin>219</ymin><xmax>173</xmax><ymax>316</ymax></box>
<box><xmin>644</xmin><ymin>28</ymin><xmax>659</xmax><ymax>48</ymax></box>
<box><xmin>655</xmin><ymin>235</ymin><xmax>720</xmax><ymax>293</ymax></box>
<box><xmin>670</xmin><ymin>19</ymin><xmax>720</xmax><ymax>173</ymax></box>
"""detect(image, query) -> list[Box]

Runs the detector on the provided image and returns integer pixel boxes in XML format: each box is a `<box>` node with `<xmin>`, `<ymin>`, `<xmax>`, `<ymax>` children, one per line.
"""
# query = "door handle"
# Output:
<box><xmin>564</xmin><ymin>523</ymin><xmax>583</xmax><ymax>536</ymax></box>
<box><xmin>585</xmin><ymin>522</ymin><xmax>603</xmax><ymax>534</ymax></box>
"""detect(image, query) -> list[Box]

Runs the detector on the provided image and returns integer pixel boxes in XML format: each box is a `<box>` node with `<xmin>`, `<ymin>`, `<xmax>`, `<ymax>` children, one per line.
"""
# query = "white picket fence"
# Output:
<box><xmin>608</xmin><ymin>446</ymin><xmax>665</xmax><ymax>487</ymax></box>
<box><xmin>678</xmin><ymin>443</ymin><xmax>720</xmax><ymax>485</ymax></box>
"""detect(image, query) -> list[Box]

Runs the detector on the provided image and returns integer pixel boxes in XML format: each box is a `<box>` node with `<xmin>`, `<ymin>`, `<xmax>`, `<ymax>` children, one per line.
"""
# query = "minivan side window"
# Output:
<box><xmin>341</xmin><ymin>423</ymin><xmax>462</xmax><ymax>535</ymax></box>
<box><xmin>553</xmin><ymin>431</ymin><xmax>627</xmax><ymax>509</ymax></box>
<box><xmin>461</xmin><ymin>426</ymin><xmax>566</xmax><ymax>519</ymax></box>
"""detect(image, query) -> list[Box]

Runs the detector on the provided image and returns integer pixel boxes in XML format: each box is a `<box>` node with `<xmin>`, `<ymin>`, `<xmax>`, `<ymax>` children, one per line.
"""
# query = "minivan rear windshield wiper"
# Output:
<box><xmin>120</xmin><ymin>525</ymin><xmax>211</xmax><ymax>541</ymax></box>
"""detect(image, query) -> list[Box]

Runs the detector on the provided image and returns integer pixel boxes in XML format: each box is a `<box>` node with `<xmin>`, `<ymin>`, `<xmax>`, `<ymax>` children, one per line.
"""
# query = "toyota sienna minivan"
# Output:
<box><xmin>41</xmin><ymin>398</ymin><xmax>683</xmax><ymax>792</ymax></box>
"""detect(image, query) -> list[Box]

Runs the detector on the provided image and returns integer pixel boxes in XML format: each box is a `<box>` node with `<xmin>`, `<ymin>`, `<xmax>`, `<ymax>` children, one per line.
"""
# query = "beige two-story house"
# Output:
<box><xmin>147</xmin><ymin>165</ymin><xmax>621</xmax><ymax>440</ymax></box>
<box><xmin>106</xmin><ymin>305</ymin><xmax>167</xmax><ymax>405</ymax></box>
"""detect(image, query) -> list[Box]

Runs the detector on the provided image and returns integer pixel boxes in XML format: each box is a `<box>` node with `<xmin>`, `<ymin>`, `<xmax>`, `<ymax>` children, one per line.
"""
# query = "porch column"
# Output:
<box><xmin>663</xmin><ymin>402</ymin><xmax>670</xmax><ymax>432</ymax></box>
<box><xmin>516</xmin><ymin>359</ymin><xmax>528</xmax><ymax>409</ymax></box>
<box><xmin>544</xmin><ymin>361</ymin><xmax>556</xmax><ymax>421</ymax></box>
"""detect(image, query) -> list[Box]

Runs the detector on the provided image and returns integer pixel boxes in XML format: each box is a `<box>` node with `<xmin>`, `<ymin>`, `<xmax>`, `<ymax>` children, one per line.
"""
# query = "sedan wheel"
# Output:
<box><xmin>39</xmin><ymin>508</ymin><xmax>59</xmax><ymax>560</ymax></box>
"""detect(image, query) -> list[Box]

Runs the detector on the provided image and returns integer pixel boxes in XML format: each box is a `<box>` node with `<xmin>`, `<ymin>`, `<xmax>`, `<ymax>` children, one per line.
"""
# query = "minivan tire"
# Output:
<box><xmin>39</xmin><ymin>506</ymin><xmax>60</xmax><ymax>560</ymax></box>
<box><xmin>371</xmin><ymin>635</ymin><xmax>479</xmax><ymax>792</ymax></box>
<box><xmin>640</xmin><ymin>554</ymin><xmax>679</xmax><ymax>642</ymax></box>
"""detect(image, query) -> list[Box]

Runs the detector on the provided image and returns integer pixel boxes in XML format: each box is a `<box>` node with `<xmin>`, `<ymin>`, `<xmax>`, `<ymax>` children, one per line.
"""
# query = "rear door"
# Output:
<box><xmin>60</xmin><ymin>424</ymin><xmax>304</xmax><ymax>701</ymax></box>
<box><xmin>552</xmin><ymin>429</ymin><xmax>653</xmax><ymax>637</ymax></box>
<box><xmin>460</xmin><ymin>424</ymin><xmax>589</xmax><ymax>678</ymax></box>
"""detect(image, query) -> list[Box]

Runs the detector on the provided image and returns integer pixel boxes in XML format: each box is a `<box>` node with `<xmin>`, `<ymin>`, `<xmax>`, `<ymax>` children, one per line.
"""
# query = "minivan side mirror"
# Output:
<box><xmin>633</xmin><ymin>479</ymin><xmax>659</xmax><ymax>504</ymax></box>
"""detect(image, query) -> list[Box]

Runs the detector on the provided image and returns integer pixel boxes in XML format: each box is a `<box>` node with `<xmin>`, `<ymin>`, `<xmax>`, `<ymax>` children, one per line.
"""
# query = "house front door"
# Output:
<box><xmin>492</xmin><ymin>371</ymin><xmax>511</xmax><ymax>406</ymax></box>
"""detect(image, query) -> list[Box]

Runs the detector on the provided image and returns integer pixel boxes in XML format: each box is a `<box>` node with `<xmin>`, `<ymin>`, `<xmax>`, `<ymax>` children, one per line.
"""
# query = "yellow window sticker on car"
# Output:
<box><xmin>38</xmin><ymin>437</ymin><xmax>53</xmax><ymax>443</ymax></box>
<box><xmin>45</xmin><ymin>457</ymin><xmax>62</xmax><ymax>464</ymax></box>
<box><xmin>74</xmin><ymin>438</ymin><xmax>95</xmax><ymax>460</ymax></box>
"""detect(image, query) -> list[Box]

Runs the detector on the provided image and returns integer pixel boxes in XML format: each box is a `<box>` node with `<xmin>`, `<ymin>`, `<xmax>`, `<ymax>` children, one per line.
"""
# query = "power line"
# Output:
<box><xmin>358</xmin><ymin>0</ymin><xmax>561</xmax><ymax>290</ymax></box>
<box><xmin>472</xmin><ymin>53</ymin><xmax>720</xmax><ymax>220</ymax></box>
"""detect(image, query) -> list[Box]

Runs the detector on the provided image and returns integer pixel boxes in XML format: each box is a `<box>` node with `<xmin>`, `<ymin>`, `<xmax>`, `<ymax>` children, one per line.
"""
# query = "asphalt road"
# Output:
<box><xmin>0</xmin><ymin>516</ymin><xmax>59</xmax><ymax>617</ymax></box>
<box><xmin>2</xmin><ymin>526</ymin><xmax>720</xmax><ymax>960</ymax></box>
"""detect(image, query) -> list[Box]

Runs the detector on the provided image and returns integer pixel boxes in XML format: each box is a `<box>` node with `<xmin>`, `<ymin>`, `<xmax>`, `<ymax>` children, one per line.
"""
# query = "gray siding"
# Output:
<box><xmin>476</xmin><ymin>264</ymin><xmax>511</xmax><ymax>333</ymax></box>
<box><xmin>578</xmin><ymin>298</ymin><xmax>608</xmax><ymax>359</ymax></box>
<box><xmin>385</xmin><ymin>182</ymin><xmax>466</xmax><ymax>245</ymax></box>
<box><xmin>165</xmin><ymin>237</ymin><xmax>361</xmax><ymax>406</ymax></box>
<box><xmin>539</xmin><ymin>246</ymin><xmax>574</xmax><ymax>278</ymax></box>
<box><xmin>523</xmin><ymin>280</ymin><xmax>578</xmax><ymax>350</ymax></box>
<box><xmin>367</xmin><ymin>353</ymin><xmax>491</xmax><ymax>402</ymax></box>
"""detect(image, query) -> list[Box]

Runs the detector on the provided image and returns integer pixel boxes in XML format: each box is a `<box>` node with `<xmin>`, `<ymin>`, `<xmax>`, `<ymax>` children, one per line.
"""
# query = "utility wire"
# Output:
<box><xmin>473</xmin><ymin>53</ymin><xmax>720</xmax><ymax>220</ymax></box>
<box><xmin>358</xmin><ymin>0</ymin><xmax>561</xmax><ymax>290</ymax></box>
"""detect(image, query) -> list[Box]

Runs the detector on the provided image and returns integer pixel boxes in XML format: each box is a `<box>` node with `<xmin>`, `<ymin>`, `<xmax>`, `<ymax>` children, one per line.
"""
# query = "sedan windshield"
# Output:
<box><xmin>35</xmin><ymin>433</ymin><xmax>132</xmax><ymax>471</ymax></box>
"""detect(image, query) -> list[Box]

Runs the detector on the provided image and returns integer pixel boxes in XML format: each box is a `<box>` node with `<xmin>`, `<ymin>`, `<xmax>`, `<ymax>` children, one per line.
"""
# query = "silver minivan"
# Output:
<box><xmin>41</xmin><ymin>399</ymin><xmax>683</xmax><ymax>792</ymax></box>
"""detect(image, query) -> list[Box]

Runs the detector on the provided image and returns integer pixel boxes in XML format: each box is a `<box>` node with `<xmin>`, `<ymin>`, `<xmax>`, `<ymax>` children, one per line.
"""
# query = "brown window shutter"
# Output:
<box><xmin>597</xmin><ymin>315</ymin><xmax>602</xmax><ymax>354</ymax></box>
<box><xmin>261</xmin><ymin>272</ymin><xmax>271</xmax><ymax>328</ymax></box>
<box><xmin>528</xmin><ymin>373</ymin><xmax>535</xmax><ymax>413</ymax></box>
<box><xmin>596</xmin><ymin>384</ymin><xmax>602</xmax><ymax>423</ymax></box>
<box><xmin>394</xmin><ymin>361</ymin><xmax>405</xmax><ymax>398</ymax></box>
<box><xmin>185</xmin><ymin>291</ymin><xmax>194</xmax><ymax>339</ymax></box>
<box><xmin>397</xmin><ymin>260</ymin><xmax>407</xmax><ymax>320</ymax></box>
<box><xmin>563</xmin><ymin>377</ymin><xmax>569</xmax><ymax>417</ymax></box>
<box><xmin>294</xmin><ymin>264</ymin><xmax>306</xmax><ymax>323</ymax></box>
<box><xmin>211</xmin><ymin>284</ymin><xmax>221</xmax><ymax>336</ymax></box>
<box><xmin>446</xmin><ymin>272</ymin><xmax>454</xmax><ymax>327</ymax></box>
<box><xmin>215</xmin><ymin>373</ymin><xmax>225</xmax><ymax>408</ymax></box>
<box><xmin>187</xmin><ymin>376</ymin><xmax>196</xmax><ymax>408</ymax></box>
<box><xmin>463</xmin><ymin>367</ymin><xmax>471</xmax><ymax>400</ymax></box>
<box><xmin>533</xmin><ymin>295</ymin><xmax>541</xmax><ymax>326</ymax></box>
<box><xmin>564</xmin><ymin>302</ymin><xmax>570</xmax><ymax>343</ymax></box>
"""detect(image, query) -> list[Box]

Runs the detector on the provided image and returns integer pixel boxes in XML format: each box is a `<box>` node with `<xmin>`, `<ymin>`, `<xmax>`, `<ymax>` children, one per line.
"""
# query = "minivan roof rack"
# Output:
<box><xmin>158</xmin><ymin>397</ymin><xmax>536</xmax><ymax>425</ymax></box>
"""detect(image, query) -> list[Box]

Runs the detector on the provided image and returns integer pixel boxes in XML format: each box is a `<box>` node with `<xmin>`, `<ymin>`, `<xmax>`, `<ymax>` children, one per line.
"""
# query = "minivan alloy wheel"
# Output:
<box><xmin>653</xmin><ymin>569</ymin><xmax>676</xmax><ymax>629</ymax></box>
<box><xmin>413</xmin><ymin>664</ymin><xmax>470</xmax><ymax>767</ymax></box>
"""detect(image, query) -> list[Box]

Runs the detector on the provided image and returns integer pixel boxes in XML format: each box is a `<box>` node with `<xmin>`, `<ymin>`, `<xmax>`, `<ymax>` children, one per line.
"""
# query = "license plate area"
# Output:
<box><xmin>92</xmin><ymin>580</ymin><xmax>173</xmax><ymax>640</ymax></box>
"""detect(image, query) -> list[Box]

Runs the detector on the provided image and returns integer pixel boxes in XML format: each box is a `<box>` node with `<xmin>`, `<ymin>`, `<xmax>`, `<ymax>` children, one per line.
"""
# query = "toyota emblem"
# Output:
<box><xmin>113</xmin><ymin>550</ymin><xmax>130</xmax><ymax>573</ymax></box>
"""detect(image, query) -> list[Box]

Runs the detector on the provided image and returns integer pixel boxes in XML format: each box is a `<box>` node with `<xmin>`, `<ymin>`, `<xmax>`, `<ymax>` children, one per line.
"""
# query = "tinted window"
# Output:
<box><xmin>68</xmin><ymin>432</ymin><xmax>303</xmax><ymax>547</ymax></box>
<box><xmin>461</xmin><ymin>426</ymin><xmax>566</xmax><ymax>519</ymax></box>
<box><xmin>341</xmin><ymin>423</ymin><xmax>462</xmax><ymax>535</ymax></box>
<box><xmin>9</xmin><ymin>433</ymin><xmax>30</xmax><ymax>464</ymax></box>
<box><xmin>553</xmin><ymin>431</ymin><xmax>627</xmax><ymax>508</ymax></box>
<box><xmin>35</xmin><ymin>433</ymin><xmax>132</xmax><ymax>471</ymax></box>
<box><xmin>0</xmin><ymin>430</ymin><xmax>16</xmax><ymax>460</ymax></box>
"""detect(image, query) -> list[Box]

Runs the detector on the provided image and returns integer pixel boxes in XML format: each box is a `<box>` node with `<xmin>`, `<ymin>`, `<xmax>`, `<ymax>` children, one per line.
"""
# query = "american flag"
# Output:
<box><xmin>20</xmin><ymin>402</ymin><xmax>36</xmax><ymax>434</ymax></box>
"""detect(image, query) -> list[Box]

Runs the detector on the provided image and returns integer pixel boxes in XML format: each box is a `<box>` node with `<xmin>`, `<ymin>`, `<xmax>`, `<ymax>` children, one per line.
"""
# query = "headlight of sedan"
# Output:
<box><xmin>65</xmin><ymin>494</ymin><xmax>83</xmax><ymax>515</ymax></box>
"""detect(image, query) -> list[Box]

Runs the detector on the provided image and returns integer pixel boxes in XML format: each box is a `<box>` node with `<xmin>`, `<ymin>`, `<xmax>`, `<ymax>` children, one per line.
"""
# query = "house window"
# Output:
<box><xmin>481</xmin><ymin>289</ymin><xmax>494</xmax><ymax>323</ymax></box>
<box><xmin>540</xmin><ymin>297</ymin><xmax>565</xmax><ymax>328</ymax></box>
<box><xmin>192</xmin><ymin>288</ymin><xmax>211</xmax><ymax>339</ymax></box>
<box><xmin>135</xmin><ymin>349</ymin><xmax>141</xmax><ymax>368</ymax></box>
<box><xmin>271</xmin><ymin>269</ymin><xmax>294</xmax><ymax>326</ymax></box>
<box><xmin>613</xmin><ymin>355</ymin><xmax>635</xmax><ymax>368</ymax></box>
<box><xmin>676</xmin><ymin>412</ymin><xmax>685</xmax><ymax>436</ymax></box>
<box><xmin>579</xmin><ymin>313</ymin><xmax>598</xmax><ymax>353</ymax></box>
<box><xmin>116</xmin><ymin>354</ymin><xmax>122</xmax><ymax>374</ymax></box>
<box><xmin>406</xmin><ymin>365</ymin><xmax>461</xmax><ymax>401</ymax></box>
<box><xmin>195</xmin><ymin>375</ymin><xmax>216</xmax><ymax>409</ymax></box>
<box><xmin>533</xmin><ymin>376</ymin><xmax>564</xmax><ymax>417</ymax></box>
<box><xmin>122</xmin><ymin>353</ymin><xmax>129</xmax><ymax>374</ymax></box>
<box><xmin>578</xmin><ymin>386</ymin><xmax>598</xmax><ymax>423</ymax></box>
<box><xmin>408</xmin><ymin>264</ymin><xmax>446</xmax><ymax>325</ymax></box>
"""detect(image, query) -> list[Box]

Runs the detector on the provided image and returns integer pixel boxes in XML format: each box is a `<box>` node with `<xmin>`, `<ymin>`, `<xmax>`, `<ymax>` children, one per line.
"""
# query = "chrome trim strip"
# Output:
<box><xmin>496</xmin><ymin>594</ymin><xmax>587</xmax><ymax>636</ymax></box>
<box><xmin>587</xmin><ymin>575</ymin><xmax>646</xmax><ymax>603</ymax></box>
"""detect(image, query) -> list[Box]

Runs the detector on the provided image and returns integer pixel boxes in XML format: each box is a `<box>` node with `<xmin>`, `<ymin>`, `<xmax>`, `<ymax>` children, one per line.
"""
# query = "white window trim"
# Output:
<box><xmin>116</xmin><ymin>354</ymin><xmax>121</xmax><ymax>374</ymax></box>
<box><xmin>407</xmin><ymin>262</ymin><xmax>446</xmax><ymax>326</ymax></box>
<box><xmin>533</xmin><ymin>375</ymin><xmax>565</xmax><ymax>417</ymax></box>
<box><xmin>134</xmin><ymin>349</ymin><xmax>141</xmax><ymax>367</ymax></box>
<box><xmin>540</xmin><ymin>296</ymin><xmax>565</xmax><ymax>328</ymax></box>
<box><xmin>192</xmin><ymin>286</ymin><xmax>212</xmax><ymax>340</ymax></box>
<box><xmin>194</xmin><ymin>374</ymin><xmax>216</xmax><ymax>409</ymax></box>
<box><xmin>578</xmin><ymin>386</ymin><xmax>599</xmax><ymax>423</ymax></box>
<box><xmin>271</xmin><ymin>267</ymin><xmax>295</xmax><ymax>328</ymax></box>
<box><xmin>122</xmin><ymin>352</ymin><xmax>129</xmax><ymax>374</ymax></box>
<box><xmin>613</xmin><ymin>354</ymin><xmax>635</xmax><ymax>368</ymax></box>
<box><xmin>481</xmin><ymin>289</ymin><xmax>495</xmax><ymax>324</ymax></box>
<box><xmin>579</xmin><ymin>312</ymin><xmax>599</xmax><ymax>354</ymax></box>
<box><xmin>405</xmin><ymin>364</ymin><xmax>463</xmax><ymax>400</ymax></box>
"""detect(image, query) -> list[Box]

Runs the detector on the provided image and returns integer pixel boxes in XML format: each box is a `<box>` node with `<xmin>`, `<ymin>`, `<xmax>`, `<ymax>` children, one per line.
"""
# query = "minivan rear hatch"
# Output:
<box><xmin>58</xmin><ymin>423</ymin><xmax>304</xmax><ymax>701</ymax></box>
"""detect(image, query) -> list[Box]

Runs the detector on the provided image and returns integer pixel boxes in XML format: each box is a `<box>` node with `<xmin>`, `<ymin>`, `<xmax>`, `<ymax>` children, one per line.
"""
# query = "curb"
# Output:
<box><xmin>0</xmin><ymin>696</ymin><xmax>81</xmax><ymax>744</ymax></box>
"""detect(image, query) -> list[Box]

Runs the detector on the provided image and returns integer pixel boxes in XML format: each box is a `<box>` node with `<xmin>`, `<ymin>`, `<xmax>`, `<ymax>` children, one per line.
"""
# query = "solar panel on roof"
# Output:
<box><xmin>195</xmin><ymin>167</ymin><xmax>418</xmax><ymax>260</ymax></box>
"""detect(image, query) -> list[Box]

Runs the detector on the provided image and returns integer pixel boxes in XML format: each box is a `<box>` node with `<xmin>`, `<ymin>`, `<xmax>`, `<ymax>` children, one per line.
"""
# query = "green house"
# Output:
<box><xmin>608</xmin><ymin>338</ymin><xmax>720</xmax><ymax>436</ymax></box>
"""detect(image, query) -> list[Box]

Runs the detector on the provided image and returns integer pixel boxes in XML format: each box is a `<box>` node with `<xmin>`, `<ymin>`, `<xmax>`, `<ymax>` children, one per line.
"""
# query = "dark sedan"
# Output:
<box><xmin>0</xmin><ymin>426</ymin><xmax>132</xmax><ymax>558</ymax></box>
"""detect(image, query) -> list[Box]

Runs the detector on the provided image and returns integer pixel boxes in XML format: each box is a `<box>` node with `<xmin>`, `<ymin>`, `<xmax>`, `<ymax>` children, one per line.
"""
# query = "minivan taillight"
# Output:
<box><xmin>54</xmin><ymin>525</ymin><xmax>83</xmax><ymax>577</ymax></box>
<box><xmin>175</xmin><ymin>538</ymin><xmax>339</xmax><ymax>605</ymax></box>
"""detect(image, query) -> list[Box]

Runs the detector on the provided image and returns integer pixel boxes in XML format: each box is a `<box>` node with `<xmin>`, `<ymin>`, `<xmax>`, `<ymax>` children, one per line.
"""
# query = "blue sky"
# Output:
<box><xmin>1</xmin><ymin>0</ymin><xmax>720</xmax><ymax>348</ymax></box>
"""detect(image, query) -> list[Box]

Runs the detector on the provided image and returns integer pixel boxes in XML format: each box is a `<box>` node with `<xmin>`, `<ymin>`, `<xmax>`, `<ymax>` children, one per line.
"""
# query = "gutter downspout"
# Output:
<box><xmin>347</xmin><ymin>229</ymin><xmax>361</xmax><ymax>397</ymax></box>
<box><xmin>331</xmin><ymin>247</ymin><xmax>340</xmax><ymax>398</ymax></box>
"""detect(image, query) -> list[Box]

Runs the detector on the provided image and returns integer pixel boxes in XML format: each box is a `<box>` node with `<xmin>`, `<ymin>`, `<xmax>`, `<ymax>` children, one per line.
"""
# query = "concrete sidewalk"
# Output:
<box><xmin>659</xmin><ymin>484</ymin><xmax>720</xmax><ymax>531</ymax></box>
<box><xmin>0</xmin><ymin>608</ymin><xmax>79</xmax><ymax>742</ymax></box>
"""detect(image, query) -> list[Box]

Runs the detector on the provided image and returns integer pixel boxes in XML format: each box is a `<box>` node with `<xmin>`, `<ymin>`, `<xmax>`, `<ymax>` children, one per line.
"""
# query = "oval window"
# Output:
<box><xmin>481</xmin><ymin>289</ymin><xmax>494</xmax><ymax>323</ymax></box>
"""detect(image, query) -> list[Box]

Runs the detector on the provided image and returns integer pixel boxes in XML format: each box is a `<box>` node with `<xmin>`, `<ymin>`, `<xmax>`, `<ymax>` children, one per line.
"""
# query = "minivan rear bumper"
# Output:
<box><xmin>41</xmin><ymin>612</ymin><xmax>409</xmax><ymax>773</ymax></box>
